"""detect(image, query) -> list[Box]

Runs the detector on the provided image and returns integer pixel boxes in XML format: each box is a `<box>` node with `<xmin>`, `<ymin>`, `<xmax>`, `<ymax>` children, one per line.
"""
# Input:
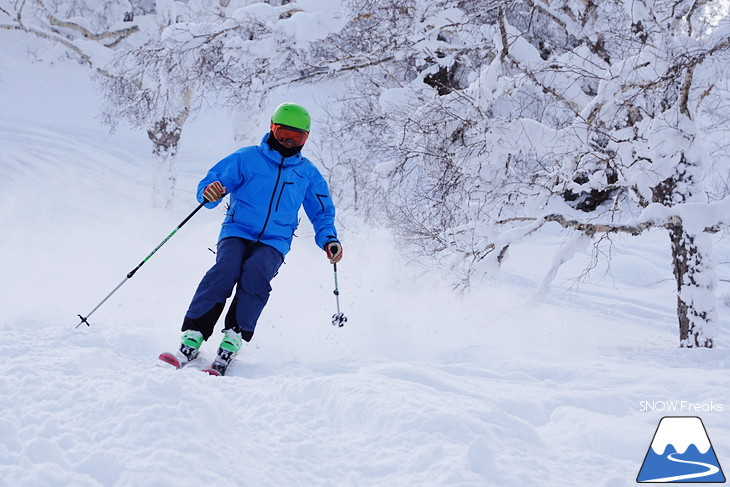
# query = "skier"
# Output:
<box><xmin>160</xmin><ymin>102</ymin><xmax>343</xmax><ymax>375</ymax></box>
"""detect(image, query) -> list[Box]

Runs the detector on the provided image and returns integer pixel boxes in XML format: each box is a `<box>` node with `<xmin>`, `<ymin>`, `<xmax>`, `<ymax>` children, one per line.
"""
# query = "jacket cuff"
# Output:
<box><xmin>320</xmin><ymin>235</ymin><xmax>339</xmax><ymax>249</ymax></box>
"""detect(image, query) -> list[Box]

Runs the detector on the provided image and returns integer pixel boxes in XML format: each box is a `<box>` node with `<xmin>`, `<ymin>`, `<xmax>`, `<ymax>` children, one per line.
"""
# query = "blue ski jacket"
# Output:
<box><xmin>197</xmin><ymin>133</ymin><xmax>339</xmax><ymax>257</ymax></box>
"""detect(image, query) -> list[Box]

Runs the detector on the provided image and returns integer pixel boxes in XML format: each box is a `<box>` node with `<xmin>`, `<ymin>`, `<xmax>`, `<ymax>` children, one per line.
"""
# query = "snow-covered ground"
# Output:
<box><xmin>1</xmin><ymin>31</ymin><xmax>729</xmax><ymax>487</ymax></box>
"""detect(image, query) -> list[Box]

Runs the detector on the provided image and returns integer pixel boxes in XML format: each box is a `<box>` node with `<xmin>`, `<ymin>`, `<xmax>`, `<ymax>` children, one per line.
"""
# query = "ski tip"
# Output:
<box><xmin>158</xmin><ymin>352</ymin><xmax>182</xmax><ymax>369</ymax></box>
<box><xmin>202</xmin><ymin>368</ymin><xmax>222</xmax><ymax>376</ymax></box>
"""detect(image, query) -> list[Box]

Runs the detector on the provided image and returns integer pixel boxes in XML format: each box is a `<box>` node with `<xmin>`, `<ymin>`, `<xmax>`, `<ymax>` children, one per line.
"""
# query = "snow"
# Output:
<box><xmin>155</xmin><ymin>0</ymin><xmax>176</xmax><ymax>27</ymax></box>
<box><xmin>277</xmin><ymin>9</ymin><xmax>346</xmax><ymax>47</ymax></box>
<box><xmin>233</xmin><ymin>0</ymin><xmax>347</xmax><ymax>47</ymax></box>
<box><xmin>233</xmin><ymin>3</ymin><xmax>279</xmax><ymax>23</ymax></box>
<box><xmin>2</xmin><ymin>29</ymin><xmax>730</xmax><ymax>487</ymax></box>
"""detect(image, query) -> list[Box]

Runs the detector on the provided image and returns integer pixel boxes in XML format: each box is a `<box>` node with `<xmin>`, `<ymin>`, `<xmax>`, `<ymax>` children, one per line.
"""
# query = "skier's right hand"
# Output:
<box><xmin>203</xmin><ymin>181</ymin><xmax>227</xmax><ymax>202</ymax></box>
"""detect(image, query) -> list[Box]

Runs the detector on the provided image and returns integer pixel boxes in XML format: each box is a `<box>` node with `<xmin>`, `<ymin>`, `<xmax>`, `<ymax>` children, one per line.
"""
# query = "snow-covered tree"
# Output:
<box><xmin>0</xmin><ymin>0</ymin><xmax>164</xmax><ymax>201</ymax></box>
<box><xmin>6</xmin><ymin>0</ymin><xmax>730</xmax><ymax>347</ymax></box>
<box><xmin>97</xmin><ymin>0</ymin><xmax>356</xmax><ymax>207</ymax></box>
<box><xmin>363</xmin><ymin>0</ymin><xmax>730</xmax><ymax>347</ymax></box>
<box><xmin>313</xmin><ymin>0</ymin><xmax>497</xmax><ymax>214</ymax></box>
<box><xmin>0</xmin><ymin>0</ymin><xmax>351</xmax><ymax>207</ymax></box>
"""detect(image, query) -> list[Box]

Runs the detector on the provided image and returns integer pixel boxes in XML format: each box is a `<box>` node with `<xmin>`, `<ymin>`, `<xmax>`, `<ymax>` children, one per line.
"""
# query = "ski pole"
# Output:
<box><xmin>331</xmin><ymin>262</ymin><xmax>347</xmax><ymax>327</ymax></box>
<box><xmin>75</xmin><ymin>200</ymin><xmax>207</xmax><ymax>328</ymax></box>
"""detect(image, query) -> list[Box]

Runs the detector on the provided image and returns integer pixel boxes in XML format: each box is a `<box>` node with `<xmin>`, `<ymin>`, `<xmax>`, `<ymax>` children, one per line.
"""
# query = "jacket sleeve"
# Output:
<box><xmin>196</xmin><ymin>152</ymin><xmax>244</xmax><ymax>208</ymax></box>
<box><xmin>303</xmin><ymin>167</ymin><xmax>339</xmax><ymax>249</ymax></box>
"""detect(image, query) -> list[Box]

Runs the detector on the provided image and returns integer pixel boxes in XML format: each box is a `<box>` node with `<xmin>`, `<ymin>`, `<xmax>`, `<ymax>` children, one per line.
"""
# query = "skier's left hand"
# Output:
<box><xmin>325</xmin><ymin>241</ymin><xmax>343</xmax><ymax>264</ymax></box>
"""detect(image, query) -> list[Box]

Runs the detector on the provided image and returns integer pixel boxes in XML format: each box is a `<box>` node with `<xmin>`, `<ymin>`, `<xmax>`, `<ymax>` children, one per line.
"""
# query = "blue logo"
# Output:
<box><xmin>637</xmin><ymin>416</ymin><xmax>725</xmax><ymax>483</ymax></box>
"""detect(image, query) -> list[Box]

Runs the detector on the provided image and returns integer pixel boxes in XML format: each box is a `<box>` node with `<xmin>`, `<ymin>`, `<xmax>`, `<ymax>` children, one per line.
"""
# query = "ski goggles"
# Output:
<box><xmin>271</xmin><ymin>123</ymin><xmax>309</xmax><ymax>147</ymax></box>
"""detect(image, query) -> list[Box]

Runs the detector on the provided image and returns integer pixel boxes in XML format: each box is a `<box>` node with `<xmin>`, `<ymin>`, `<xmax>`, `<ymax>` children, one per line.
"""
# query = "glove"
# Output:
<box><xmin>203</xmin><ymin>181</ymin><xmax>226</xmax><ymax>202</ymax></box>
<box><xmin>325</xmin><ymin>241</ymin><xmax>343</xmax><ymax>264</ymax></box>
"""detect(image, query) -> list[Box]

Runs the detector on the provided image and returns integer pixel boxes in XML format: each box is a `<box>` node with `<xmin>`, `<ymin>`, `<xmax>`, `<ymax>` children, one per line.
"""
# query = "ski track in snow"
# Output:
<box><xmin>1</xmin><ymin>31</ymin><xmax>730</xmax><ymax>487</ymax></box>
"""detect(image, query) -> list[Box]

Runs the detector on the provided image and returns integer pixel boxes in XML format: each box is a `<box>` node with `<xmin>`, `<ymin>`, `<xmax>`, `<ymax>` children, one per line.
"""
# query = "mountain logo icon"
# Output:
<box><xmin>637</xmin><ymin>416</ymin><xmax>725</xmax><ymax>483</ymax></box>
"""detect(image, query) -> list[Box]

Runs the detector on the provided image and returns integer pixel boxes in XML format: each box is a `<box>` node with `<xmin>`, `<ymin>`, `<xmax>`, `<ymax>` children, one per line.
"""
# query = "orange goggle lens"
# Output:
<box><xmin>271</xmin><ymin>123</ymin><xmax>309</xmax><ymax>146</ymax></box>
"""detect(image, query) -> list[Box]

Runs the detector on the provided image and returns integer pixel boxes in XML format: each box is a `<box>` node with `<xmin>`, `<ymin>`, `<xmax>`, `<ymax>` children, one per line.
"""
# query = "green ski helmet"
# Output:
<box><xmin>271</xmin><ymin>102</ymin><xmax>311</xmax><ymax>132</ymax></box>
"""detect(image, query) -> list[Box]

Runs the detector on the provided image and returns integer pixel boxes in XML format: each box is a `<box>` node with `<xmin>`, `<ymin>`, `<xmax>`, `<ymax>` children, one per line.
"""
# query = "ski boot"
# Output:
<box><xmin>203</xmin><ymin>328</ymin><xmax>243</xmax><ymax>376</ymax></box>
<box><xmin>159</xmin><ymin>330</ymin><xmax>204</xmax><ymax>369</ymax></box>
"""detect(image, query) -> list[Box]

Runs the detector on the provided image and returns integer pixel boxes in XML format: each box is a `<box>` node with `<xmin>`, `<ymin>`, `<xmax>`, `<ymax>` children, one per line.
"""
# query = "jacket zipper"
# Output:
<box><xmin>257</xmin><ymin>156</ymin><xmax>284</xmax><ymax>241</ymax></box>
<box><xmin>276</xmin><ymin>182</ymin><xmax>294</xmax><ymax>211</ymax></box>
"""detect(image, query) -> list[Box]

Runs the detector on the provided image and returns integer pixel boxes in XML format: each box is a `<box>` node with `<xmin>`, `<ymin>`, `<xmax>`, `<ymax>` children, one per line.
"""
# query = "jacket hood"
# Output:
<box><xmin>259</xmin><ymin>133</ymin><xmax>305</xmax><ymax>167</ymax></box>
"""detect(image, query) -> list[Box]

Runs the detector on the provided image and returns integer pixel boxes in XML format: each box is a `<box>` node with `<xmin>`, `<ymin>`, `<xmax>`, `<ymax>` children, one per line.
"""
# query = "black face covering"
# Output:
<box><xmin>267</xmin><ymin>131</ymin><xmax>303</xmax><ymax>158</ymax></box>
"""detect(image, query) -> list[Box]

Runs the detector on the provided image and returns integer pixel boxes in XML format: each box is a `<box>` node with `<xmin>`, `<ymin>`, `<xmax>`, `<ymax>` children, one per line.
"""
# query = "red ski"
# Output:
<box><xmin>201</xmin><ymin>359</ymin><xmax>229</xmax><ymax>376</ymax></box>
<box><xmin>158</xmin><ymin>352</ymin><xmax>199</xmax><ymax>369</ymax></box>
<box><xmin>158</xmin><ymin>352</ymin><xmax>182</xmax><ymax>368</ymax></box>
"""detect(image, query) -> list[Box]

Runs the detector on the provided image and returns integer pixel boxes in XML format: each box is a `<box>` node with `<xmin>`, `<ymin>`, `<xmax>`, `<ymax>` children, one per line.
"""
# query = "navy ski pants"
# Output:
<box><xmin>182</xmin><ymin>237</ymin><xmax>284</xmax><ymax>342</ymax></box>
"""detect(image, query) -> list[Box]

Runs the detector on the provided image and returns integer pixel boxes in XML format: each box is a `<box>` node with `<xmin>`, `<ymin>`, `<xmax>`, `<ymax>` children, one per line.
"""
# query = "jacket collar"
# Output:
<box><xmin>259</xmin><ymin>133</ymin><xmax>304</xmax><ymax>166</ymax></box>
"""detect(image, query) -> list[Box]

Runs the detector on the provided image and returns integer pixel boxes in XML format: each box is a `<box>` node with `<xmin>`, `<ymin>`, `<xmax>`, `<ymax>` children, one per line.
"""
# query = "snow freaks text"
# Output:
<box><xmin>639</xmin><ymin>401</ymin><xmax>724</xmax><ymax>413</ymax></box>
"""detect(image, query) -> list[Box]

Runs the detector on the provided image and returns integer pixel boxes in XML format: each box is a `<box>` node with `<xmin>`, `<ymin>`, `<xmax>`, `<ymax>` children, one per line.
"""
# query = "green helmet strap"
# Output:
<box><xmin>271</xmin><ymin>103</ymin><xmax>311</xmax><ymax>132</ymax></box>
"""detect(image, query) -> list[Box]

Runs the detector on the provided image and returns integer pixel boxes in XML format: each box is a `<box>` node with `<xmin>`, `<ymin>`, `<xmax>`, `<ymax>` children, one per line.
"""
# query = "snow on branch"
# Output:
<box><xmin>45</xmin><ymin>15</ymin><xmax>138</xmax><ymax>47</ymax></box>
<box><xmin>270</xmin><ymin>55</ymin><xmax>396</xmax><ymax>89</ymax></box>
<box><xmin>539</xmin><ymin>213</ymin><xmax>666</xmax><ymax>236</ymax></box>
<box><xmin>521</xmin><ymin>0</ymin><xmax>569</xmax><ymax>29</ymax></box>
<box><xmin>496</xmin><ymin>8</ymin><xmax>581</xmax><ymax>116</ymax></box>
<box><xmin>495</xmin><ymin>208</ymin><xmax>727</xmax><ymax>240</ymax></box>
<box><xmin>487</xmin><ymin>190</ymin><xmax>730</xmax><ymax>268</ymax></box>
<box><xmin>30</xmin><ymin>0</ymin><xmax>139</xmax><ymax>46</ymax></box>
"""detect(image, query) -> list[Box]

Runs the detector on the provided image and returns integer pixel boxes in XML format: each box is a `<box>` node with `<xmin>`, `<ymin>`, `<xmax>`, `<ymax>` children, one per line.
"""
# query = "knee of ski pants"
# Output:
<box><xmin>191</xmin><ymin>238</ymin><xmax>248</xmax><ymax>302</ymax></box>
<box><xmin>232</xmin><ymin>246</ymin><xmax>281</xmax><ymax>306</ymax></box>
<box><xmin>232</xmin><ymin>245</ymin><xmax>283</xmax><ymax>330</ymax></box>
<box><xmin>240</xmin><ymin>245</ymin><xmax>284</xmax><ymax>297</ymax></box>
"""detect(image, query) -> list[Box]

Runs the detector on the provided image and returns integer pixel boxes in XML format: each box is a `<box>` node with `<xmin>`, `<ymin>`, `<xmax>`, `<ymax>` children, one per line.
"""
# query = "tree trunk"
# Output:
<box><xmin>667</xmin><ymin>223</ymin><xmax>716</xmax><ymax>348</ymax></box>
<box><xmin>147</xmin><ymin>115</ymin><xmax>185</xmax><ymax>209</ymax></box>
<box><xmin>654</xmin><ymin>156</ymin><xmax>717</xmax><ymax>348</ymax></box>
